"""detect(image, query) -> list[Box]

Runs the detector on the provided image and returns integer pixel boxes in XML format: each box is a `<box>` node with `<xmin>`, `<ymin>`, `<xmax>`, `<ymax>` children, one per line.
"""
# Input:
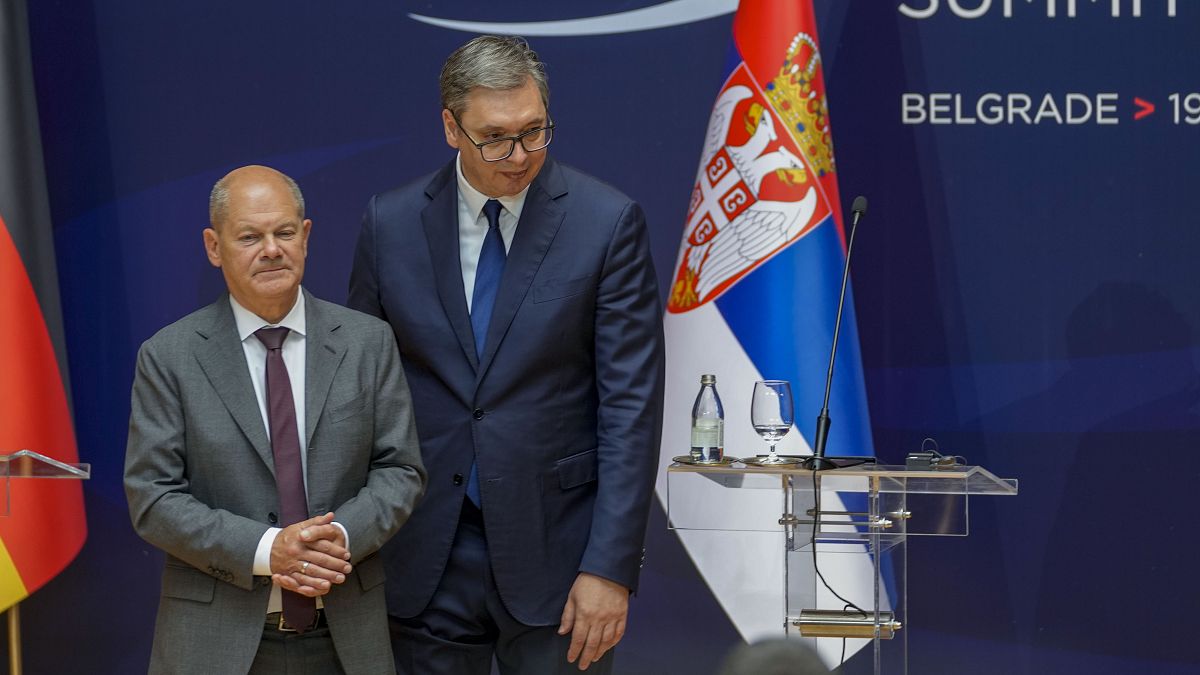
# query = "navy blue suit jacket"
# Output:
<box><xmin>349</xmin><ymin>157</ymin><xmax>665</xmax><ymax>625</ymax></box>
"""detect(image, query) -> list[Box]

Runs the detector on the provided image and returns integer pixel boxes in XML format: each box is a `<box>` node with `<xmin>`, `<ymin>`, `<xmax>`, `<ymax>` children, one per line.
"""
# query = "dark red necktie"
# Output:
<box><xmin>255</xmin><ymin>326</ymin><xmax>316</xmax><ymax>631</ymax></box>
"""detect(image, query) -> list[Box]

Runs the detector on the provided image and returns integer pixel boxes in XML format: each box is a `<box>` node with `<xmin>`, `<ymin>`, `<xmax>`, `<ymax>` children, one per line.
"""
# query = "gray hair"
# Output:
<box><xmin>718</xmin><ymin>639</ymin><xmax>829</xmax><ymax>675</ymax></box>
<box><xmin>208</xmin><ymin>167</ymin><xmax>305</xmax><ymax>228</ymax></box>
<box><xmin>440</xmin><ymin>35</ymin><xmax>549</xmax><ymax>119</ymax></box>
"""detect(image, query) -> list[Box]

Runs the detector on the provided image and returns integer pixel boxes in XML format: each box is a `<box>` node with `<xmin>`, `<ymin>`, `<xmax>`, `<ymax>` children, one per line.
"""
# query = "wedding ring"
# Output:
<box><xmin>301</xmin><ymin>561</ymin><xmax>310</xmax><ymax>573</ymax></box>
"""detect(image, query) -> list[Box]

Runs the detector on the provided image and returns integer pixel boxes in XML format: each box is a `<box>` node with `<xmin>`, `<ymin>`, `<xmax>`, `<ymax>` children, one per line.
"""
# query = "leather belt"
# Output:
<box><xmin>265</xmin><ymin>608</ymin><xmax>326</xmax><ymax>633</ymax></box>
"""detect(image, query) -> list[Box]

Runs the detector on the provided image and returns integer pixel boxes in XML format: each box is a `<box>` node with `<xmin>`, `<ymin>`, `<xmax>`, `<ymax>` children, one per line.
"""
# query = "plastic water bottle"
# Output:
<box><xmin>690</xmin><ymin>374</ymin><xmax>724</xmax><ymax>463</ymax></box>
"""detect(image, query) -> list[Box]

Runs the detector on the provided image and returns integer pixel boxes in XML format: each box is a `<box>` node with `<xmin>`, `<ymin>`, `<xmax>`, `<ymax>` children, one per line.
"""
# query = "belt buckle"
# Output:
<box><xmin>277</xmin><ymin>613</ymin><xmax>298</xmax><ymax>633</ymax></box>
<box><xmin>273</xmin><ymin>605</ymin><xmax>321</xmax><ymax>629</ymax></box>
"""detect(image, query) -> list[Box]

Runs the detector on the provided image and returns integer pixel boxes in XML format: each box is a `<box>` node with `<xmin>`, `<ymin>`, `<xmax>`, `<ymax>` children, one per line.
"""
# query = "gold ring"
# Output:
<box><xmin>301</xmin><ymin>561</ymin><xmax>309</xmax><ymax>573</ymax></box>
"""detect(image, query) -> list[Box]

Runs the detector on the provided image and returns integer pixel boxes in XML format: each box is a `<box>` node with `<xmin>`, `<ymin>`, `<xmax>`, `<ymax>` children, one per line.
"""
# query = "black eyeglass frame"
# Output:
<box><xmin>453</xmin><ymin>116</ymin><xmax>556</xmax><ymax>163</ymax></box>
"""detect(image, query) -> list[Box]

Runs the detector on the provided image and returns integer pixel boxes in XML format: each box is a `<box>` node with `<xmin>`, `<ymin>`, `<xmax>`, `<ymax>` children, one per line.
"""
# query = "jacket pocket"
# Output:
<box><xmin>327</xmin><ymin>389</ymin><xmax>368</xmax><ymax>423</ymax></box>
<box><xmin>555</xmin><ymin>448</ymin><xmax>599</xmax><ymax>490</ymax></box>
<box><xmin>161</xmin><ymin>563</ymin><xmax>216</xmax><ymax>603</ymax></box>
<box><xmin>532</xmin><ymin>275</ymin><xmax>594</xmax><ymax>304</ymax></box>
<box><xmin>355</xmin><ymin>554</ymin><xmax>386</xmax><ymax>591</ymax></box>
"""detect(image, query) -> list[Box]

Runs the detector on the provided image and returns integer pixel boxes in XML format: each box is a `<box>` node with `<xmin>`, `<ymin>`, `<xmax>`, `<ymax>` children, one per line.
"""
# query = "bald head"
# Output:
<box><xmin>202</xmin><ymin>164</ymin><xmax>312</xmax><ymax>324</ymax></box>
<box><xmin>209</xmin><ymin>165</ymin><xmax>305</xmax><ymax>231</ymax></box>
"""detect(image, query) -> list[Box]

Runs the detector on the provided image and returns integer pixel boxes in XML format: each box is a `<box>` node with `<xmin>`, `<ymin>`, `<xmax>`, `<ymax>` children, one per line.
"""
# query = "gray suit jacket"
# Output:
<box><xmin>124</xmin><ymin>290</ymin><xmax>425</xmax><ymax>675</ymax></box>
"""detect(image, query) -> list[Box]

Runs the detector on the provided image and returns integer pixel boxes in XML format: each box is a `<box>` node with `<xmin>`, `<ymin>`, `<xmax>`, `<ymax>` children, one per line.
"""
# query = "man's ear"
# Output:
<box><xmin>442</xmin><ymin>109</ymin><xmax>460</xmax><ymax>150</ymax></box>
<box><xmin>203</xmin><ymin>228</ymin><xmax>222</xmax><ymax>268</ymax></box>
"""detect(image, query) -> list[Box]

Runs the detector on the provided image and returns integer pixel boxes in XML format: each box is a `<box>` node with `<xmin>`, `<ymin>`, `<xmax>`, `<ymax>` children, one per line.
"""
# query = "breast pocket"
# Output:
<box><xmin>532</xmin><ymin>275</ymin><xmax>594</xmax><ymax>304</ymax></box>
<box><xmin>327</xmin><ymin>389</ymin><xmax>368</xmax><ymax>424</ymax></box>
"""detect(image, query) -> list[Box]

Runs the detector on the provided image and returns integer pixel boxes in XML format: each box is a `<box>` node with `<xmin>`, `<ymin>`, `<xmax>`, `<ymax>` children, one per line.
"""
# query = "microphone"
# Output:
<box><xmin>804</xmin><ymin>196</ymin><xmax>868</xmax><ymax>471</ymax></box>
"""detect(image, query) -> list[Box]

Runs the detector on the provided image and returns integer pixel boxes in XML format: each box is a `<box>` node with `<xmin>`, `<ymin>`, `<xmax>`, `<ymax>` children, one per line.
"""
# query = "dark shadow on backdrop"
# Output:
<box><xmin>1033</xmin><ymin>282</ymin><xmax>1199</xmax><ymax>664</ymax></box>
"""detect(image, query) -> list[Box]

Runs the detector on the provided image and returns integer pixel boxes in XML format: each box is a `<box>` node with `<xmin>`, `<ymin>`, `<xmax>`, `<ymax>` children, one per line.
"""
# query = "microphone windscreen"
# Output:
<box><xmin>851</xmin><ymin>195</ymin><xmax>868</xmax><ymax>217</ymax></box>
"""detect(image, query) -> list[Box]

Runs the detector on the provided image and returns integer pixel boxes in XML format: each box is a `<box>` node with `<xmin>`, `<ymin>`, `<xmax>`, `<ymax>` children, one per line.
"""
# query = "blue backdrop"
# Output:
<box><xmin>7</xmin><ymin>1</ymin><xmax>1198</xmax><ymax>673</ymax></box>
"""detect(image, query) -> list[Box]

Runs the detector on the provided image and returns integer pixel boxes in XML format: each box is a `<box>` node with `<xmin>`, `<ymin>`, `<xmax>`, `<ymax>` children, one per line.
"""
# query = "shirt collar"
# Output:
<box><xmin>455</xmin><ymin>152</ymin><xmax>530</xmax><ymax>224</ymax></box>
<box><xmin>230</xmin><ymin>289</ymin><xmax>307</xmax><ymax>342</ymax></box>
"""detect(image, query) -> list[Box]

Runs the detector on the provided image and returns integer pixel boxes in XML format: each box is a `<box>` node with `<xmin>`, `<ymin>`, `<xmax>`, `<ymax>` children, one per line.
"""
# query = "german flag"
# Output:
<box><xmin>0</xmin><ymin>0</ymin><xmax>86</xmax><ymax>611</ymax></box>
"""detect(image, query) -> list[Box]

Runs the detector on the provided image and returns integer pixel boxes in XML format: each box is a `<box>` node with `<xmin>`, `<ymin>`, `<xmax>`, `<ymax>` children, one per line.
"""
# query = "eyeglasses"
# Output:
<box><xmin>454</xmin><ymin>117</ymin><xmax>555</xmax><ymax>162</ymax></box>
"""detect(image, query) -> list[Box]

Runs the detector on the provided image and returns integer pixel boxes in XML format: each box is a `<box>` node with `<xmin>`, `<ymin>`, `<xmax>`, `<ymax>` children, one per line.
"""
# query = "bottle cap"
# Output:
<box><xmin>700</xmin><ymin>374</ymin><xmax>716</xmax><ymax>385</ymax></box>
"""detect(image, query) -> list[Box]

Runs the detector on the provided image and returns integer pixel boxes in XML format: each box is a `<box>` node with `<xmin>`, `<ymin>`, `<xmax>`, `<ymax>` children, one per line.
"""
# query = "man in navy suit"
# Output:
<box><xmin>349</xmin><ymin>35</ymin><xmax>665</xmax><ymax>674</ymax></box>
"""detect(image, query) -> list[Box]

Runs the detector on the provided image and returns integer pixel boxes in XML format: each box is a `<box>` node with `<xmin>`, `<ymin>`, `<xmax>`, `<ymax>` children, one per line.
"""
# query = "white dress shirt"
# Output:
<box><xmin>230</xmin><ymin>291</ymin><xmax>344</xmax><ymax>612</ymax></box>
<box><xmin>455</xmin><ymin>153</ymin><xmax>529</xmax><ymax>311</ymax></box>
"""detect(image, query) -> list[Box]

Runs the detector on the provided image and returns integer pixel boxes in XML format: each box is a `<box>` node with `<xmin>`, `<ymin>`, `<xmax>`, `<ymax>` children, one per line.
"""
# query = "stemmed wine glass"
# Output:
<box><xmin>749</xmin><ymin>380</ymin><xmax>798</xmax><ymax>465</ymax></box>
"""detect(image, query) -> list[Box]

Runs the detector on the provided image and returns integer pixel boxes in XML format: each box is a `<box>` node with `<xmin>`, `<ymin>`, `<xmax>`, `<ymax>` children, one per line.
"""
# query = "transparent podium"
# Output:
<box><xmin>667</xmin><ymin>460</ymin><xmax>1017</xmax><ymax>674</ymax></box>
<box><xmin>2</xmin><ymin>449</ymin><xmax>90</xmax><ymax>675</ymax></box>
<box><xmin>0</xmin><ymin>449</ymin><xmax>91</xmax><ymax>516</ymax></box>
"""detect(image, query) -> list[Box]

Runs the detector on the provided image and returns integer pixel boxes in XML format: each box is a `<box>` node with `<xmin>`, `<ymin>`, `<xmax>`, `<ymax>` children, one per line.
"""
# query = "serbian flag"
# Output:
<box><xmin>654</xmin><ymin>0</ymin><xmax>876</xmax><ymax>660</ymax></box>
<box><xmin>0</xmin><ymin>0</ymin><xmax>87</xmax><ymax>611</ymax></box>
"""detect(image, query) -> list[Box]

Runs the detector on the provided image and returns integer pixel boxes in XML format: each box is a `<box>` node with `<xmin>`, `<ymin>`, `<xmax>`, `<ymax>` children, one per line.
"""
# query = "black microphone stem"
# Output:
<box><xmin>806</xmin><ymin>200</ymin><xmax>866</xmax><ymax>470</ymax></box>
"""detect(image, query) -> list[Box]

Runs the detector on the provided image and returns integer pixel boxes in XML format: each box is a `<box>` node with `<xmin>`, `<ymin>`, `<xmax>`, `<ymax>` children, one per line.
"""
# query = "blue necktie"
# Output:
<box><xmin>467</xmin><ymin>199</ymin><xmax>505</xmax><ymax>506</ymax></box>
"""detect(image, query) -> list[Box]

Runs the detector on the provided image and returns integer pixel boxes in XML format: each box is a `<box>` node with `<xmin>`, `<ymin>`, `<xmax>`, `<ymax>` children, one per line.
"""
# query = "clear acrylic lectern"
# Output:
<box><xmin>667</xmin><ymin>461</ymin><xmax>1017</xmax><ymax>674</ymax></box>
<box><xmin>0</xmin><ymin>449</ymin><xmax>91</xmax><ymax>516</ymax></box>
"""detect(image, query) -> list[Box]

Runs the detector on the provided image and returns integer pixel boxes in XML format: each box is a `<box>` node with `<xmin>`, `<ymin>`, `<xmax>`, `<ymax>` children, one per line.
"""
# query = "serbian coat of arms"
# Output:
<box><xmin>668</xmin><ymin>32</ymin><xmax>838</xmax><ymax>314</ymax></box>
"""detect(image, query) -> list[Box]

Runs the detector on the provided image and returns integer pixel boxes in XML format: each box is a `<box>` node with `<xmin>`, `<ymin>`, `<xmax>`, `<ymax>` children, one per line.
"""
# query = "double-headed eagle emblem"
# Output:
<box><xmin>669</xmin><ymin>32</ymin><xmax>837</xmax><ymax>313</ymax></box>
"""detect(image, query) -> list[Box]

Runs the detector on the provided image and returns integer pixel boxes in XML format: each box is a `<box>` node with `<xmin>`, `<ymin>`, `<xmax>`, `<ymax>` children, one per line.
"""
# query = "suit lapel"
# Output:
<box><xmin>193</xmin><ymin>297</ymin><xmax>274</xmax><ymax>474</ymax></box>
<box><xmin>422</xmin><ymin>163</ymin><xmax>480</xmax><ymax>370</ymax></box>
<box><xmin>477</xmin><ymin>159</ymin><xmax>567</xmax><ymax>378</ymax></box>
<box><xmin>302</xmin><ymin>292</ymin><xmax>347</xmax><ymax>511</ymax></box>
<box><xmin>303</xmin><ymin>290</ymin><xmax>346</xmax><ymax>449</ymax></box>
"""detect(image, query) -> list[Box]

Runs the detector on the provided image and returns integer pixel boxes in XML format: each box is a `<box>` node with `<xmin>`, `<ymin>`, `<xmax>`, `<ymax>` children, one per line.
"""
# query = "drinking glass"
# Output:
<box><xmin>750</xmin><ymin>380</ymin><xmax>798</xmax><ymax>465</ymax></box>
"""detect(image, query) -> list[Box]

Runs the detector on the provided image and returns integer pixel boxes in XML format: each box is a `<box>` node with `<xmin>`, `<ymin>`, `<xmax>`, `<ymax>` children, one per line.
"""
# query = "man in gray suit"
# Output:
<box><xmin>125</xmin><ymin>165</ymin><xmax>426</xmax><ymax>674</ymax></box>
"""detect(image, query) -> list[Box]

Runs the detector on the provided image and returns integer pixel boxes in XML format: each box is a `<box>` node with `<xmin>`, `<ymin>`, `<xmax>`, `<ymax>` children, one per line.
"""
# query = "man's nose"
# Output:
<box><xmin>261</xmin><ymin>236</ymin><xmax>283</xmax><ymax>257</ymax></box>
<box><xmin>508</xmin><ymin>143</ymin><xmax>529</xmax><ymax>163</ymax></box>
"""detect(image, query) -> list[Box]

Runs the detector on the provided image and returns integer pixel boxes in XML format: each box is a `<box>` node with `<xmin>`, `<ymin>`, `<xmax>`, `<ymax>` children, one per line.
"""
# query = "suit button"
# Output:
<box><xmin>453</xmin><ymin>473</ymin><xmax>464</xmax><ymax>486</ymax></box>
<box><xmin>267</xmin><ymin>512</ymin><xmax>278</xmax><ymax>525</ymax></box>
<box><xmin>472</xmin><ymin>408</ymin><xmax>485</xmax><ymax>420</ymax></box>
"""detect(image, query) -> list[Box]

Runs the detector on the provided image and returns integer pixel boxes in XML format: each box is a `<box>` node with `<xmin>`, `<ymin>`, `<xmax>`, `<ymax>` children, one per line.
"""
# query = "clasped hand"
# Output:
<box><xmin>269</xmin><ymin>512</ymin><xmax>352</xmax><ymax>597</ymax></box>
